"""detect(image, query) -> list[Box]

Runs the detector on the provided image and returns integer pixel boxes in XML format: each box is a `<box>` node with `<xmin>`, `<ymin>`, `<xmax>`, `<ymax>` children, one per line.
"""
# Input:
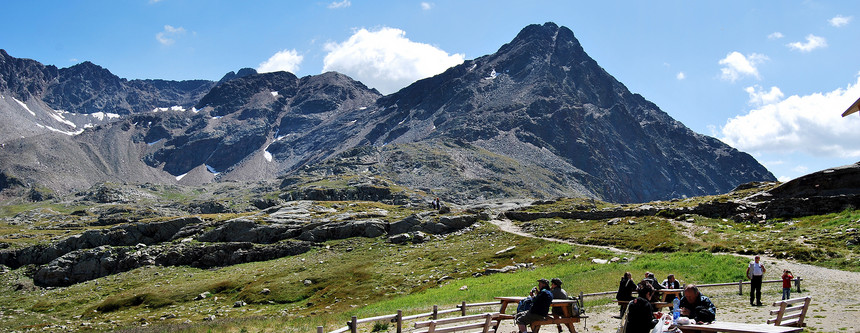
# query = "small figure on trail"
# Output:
<box><xmin>746</xmin><ymin>255</ymin><xmax>766</xmax><ymax>306</ymax></box>
<box><xmin>781</xmin><ymin>269</ymin><xmax>794</xmax><ymax>300</ymax></box>
<box><xmin>516</xmin><ymin>279</ymin><xmax>553</xmax><ymax>333</ymax></box>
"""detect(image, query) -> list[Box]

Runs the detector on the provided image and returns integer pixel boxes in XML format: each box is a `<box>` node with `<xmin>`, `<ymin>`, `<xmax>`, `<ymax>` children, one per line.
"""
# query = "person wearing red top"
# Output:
<box><xmin>781</xmin><ymin>270</ymin><xmax>794</xmax><ymax>300</ymax></box>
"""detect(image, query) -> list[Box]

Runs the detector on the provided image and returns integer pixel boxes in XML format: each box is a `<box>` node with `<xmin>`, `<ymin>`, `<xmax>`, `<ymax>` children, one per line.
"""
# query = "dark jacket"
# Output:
<box><xmin>679</xmin><ymin>294</ymin><xmax>716</xmax><ymax>323</ymax></box>
<box><xmin>626</xmin><ymin>297</ymin><xmax>657</xmax><ymax>333</ymax></box>
<box><xmin>530</xmin><ymin>288</ymin><xmax>554</xmax><ymax>317</ymax></box>
<box><xmin>550</xmin><ymin>287</ymin><xmax>569</xmax><ymax>316</ymax></box>
<box><xmin>643</xmin><ymin>277</ymin><xmax>664</xmax><ymax>302</ymax></box>
<box><xmin>617</xmin><ymin>277</ymin><xmax>636</xmax><ymax>301</ymax></box>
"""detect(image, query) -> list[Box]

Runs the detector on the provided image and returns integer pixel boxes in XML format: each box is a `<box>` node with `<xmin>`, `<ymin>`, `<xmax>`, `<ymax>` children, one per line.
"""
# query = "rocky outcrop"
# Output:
<box><xmin>0</xmin><ymin>217</ymin><xmax>202</xmax><ymax>268</ymax></box>
<box><xmin>197</xmin><ymin>218</ymin><xmax>300</xmax><ymax>244</ymax></box>
<box><xmin>767</xmin><ymin>162</ymin><xmax>860</xmax><ymax>198</ymax></box>
<box><xmin>390</xmin><ymin>213</ymin><xmax>483</xmax><ymax>235</ymax></box>
<box><xmin>280</xmin><ymin>184</ymin><xmax>412</xmax><ymax>205</ymax></box>
<box><xmin>297</xmin><ymin>219</ymin><xmax>388</xmax><ymax>242</ymax></box>
<box><xmin>34</xmin><ymin>241</ymin><xmax>311</xmax><ymax>287</ymax></box>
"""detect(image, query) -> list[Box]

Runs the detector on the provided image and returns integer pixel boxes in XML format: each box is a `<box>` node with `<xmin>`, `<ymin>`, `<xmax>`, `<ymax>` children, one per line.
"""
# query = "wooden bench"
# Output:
<box><xmin>679</xmin><ymin>321</ymin><xmax>804</xmax><ymax>333</ymax></box>
<box><xmin>768</xmin><ymin>297</ymin><xmax>811</xmax><ymax>327</ymax></box>
<box><xmin>529</xmin><ymin>314</ymin><xmax>588</xmax><ymax>333</ymax></box>
<box><xmin>414</xmin><ymin>312</ymin><xmax>501</xmax><ymax>333</ymax></box>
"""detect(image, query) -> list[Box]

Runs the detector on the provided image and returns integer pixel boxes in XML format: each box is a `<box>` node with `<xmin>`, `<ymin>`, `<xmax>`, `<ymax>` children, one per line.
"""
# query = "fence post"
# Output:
<box><xmin>317</xmin><ymin>326</ymin><xmax>324</xmax><ymax>333</ymax></box>
<box><xmin>795</xmin><ymin>276</ymin><xmax>801</xmax><ymax>293</ymax></box>
<box><xmin>349</xmin><ymin>316</ymin><xmax>357</xmax><ymax>333</ymax></box>
<box><xmin>461</xmin><ymin>301</ymin><xmax>467</xmax><ymax>316</ymax></box>
<box><xmin>396</xmin><ymin>310</ymin><xmax>402</xmax><ymax>333</ymax></box>
<box><xmin>432</xmin><ymin>305</ymin><xmax>438</xmax><ymax>319</ymax></box>
<box><xmin>738</xmin><ymin>280</ymin><xmax>743</xmax><ymax>295</ymax></box>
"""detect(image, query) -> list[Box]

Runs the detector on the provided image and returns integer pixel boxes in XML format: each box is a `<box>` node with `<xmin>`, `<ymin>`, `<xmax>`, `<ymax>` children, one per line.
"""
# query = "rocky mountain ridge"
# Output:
<box><xmin>0</xmin><ymin>22</ymin><xmax>774</xmax><ymax>203</ymax></box>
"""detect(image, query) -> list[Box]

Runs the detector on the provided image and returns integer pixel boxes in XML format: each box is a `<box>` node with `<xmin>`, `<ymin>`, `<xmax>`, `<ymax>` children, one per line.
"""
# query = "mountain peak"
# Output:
<box><xmin>217</xmin><ymin>68</ymin><xmax>258</xmax><ymax>85</ymax></box>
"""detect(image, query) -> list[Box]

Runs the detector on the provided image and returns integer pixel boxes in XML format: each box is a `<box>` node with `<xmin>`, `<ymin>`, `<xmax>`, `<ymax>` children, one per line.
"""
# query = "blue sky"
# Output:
<box><xmin>1</xmin><ymin>1</ymin><xmax>859</xmax><ymax>182</ymax></box>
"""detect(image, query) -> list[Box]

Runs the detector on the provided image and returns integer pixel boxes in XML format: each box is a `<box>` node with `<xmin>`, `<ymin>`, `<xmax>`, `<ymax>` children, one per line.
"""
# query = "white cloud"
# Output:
<box><xmin>322</xmin><ymin>27</ymin><xmax>465</xmax><ymax>94</ymax></box>
<box><xmin>744</xmin><ymin>85</ymin><xmax>784</xmax><ymax>106</ymax></box>
<box><xmin>829</xmin><ymin>15</ymin><xmax>852</xmax><ymax>27</ymax></box>
<box><xmin>718</xmin><ymin>52</ymin><xmax>768</xmax><ymax>82</ymax></box>
<box><xmin>676</xmin><ymin>72</ymin><xmax>686</xmax><ymax>80</ymax></box>
<box><xmin>791</xmin><ymin>165</ymin><xmax>809</xmax><ymax>173</ymax></box>
<box><xmin>777</xmin><ymin>175</ymin><xmax>793</xmax><ymax>182</ymax></box>
<box><xmin>327</xmin><ymin>0</ymin><xmax>351</xmax><ymax>9</ymax></box>
<box><xmin>156</xmin><ymin>25</ymin><xmax>186</xmax><ymax>46</ymax></box>
<box><xmin>257</xmin><ymin>49</ymin><xmax>303</xmax><ymax>74</ymax></box>
<box><xmin>421</xmin><ymin>2</ymin><xmax>433</xmax><ymax>10</ymax></box>
<box><xmin>720</xmin><ymin>76</ymin><xmax>860</xmax><ymax>158</ymax></box>
<box><xmin>767</xmin><ymin>32</ymin><xmax>784</xmax><ymax>40</ymax></box>
<box><xmin>787</xmin><ymin>34</ymin><xmax>827</xmax><ymax>52</ymax></box>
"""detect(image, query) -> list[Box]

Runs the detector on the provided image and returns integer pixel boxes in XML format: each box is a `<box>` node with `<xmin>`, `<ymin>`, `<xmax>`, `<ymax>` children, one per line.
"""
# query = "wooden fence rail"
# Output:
<box><xmin>320</xmin><ymin>277</ymin><xmax>802</xmax><ymax>332</ymax></box>
<box><xmin>580</xmin><ymin>277</ymin><xmax>802</xmax><ymax>299</ymax></box>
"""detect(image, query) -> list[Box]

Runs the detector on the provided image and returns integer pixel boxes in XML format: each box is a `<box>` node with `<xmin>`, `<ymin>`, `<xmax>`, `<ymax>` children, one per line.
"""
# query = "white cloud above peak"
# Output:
<box><xmin>156</xmin><ymin>25</ymin><xmax>186</xmax><ymax>46</ymax></box>
<box><xmin>767</xmin><ymin>32</ymin><xmax>784</xmax><ymax>40</ymax></box>
<box><xmin>721</xmin><ymin>76</ymin><xmax>860</xmax><ymax>158</ymax></box>
<box><xmin>421</xmin><ymin>2</ymin><xmax>434</xmax><ymax>10</ymax></box>
<box><xmin>787</xmin><ymin>34</ymin><xmax>827</xmax><ymax>52</ymax></box>
<box><xmin>718</xmin><ymin>52</ymin><xmax>767</xmax><ymax>82</ymax></box>
<box><xmin>257</xmin><ymin>49</ymin><xmax>303</xmax><ymax>74</ymax></box>
<box><xmin>322</xmin><ymin>27</ymin><xmax>465</xmax><ymax>94</ymax></box>
<box><xmin>327</xmin><ymin>0</ymin><xmax>351</xmax><ymax>9</ymax></box>
<box><xmin>745</xmin><ymin>85</ymin><xmax>784</xmax><ymax>106</ymax></box>
<box><xmin>829</xmin><ymin>15</ymin><xmax>852</xmax><ymax>27</ymax></box>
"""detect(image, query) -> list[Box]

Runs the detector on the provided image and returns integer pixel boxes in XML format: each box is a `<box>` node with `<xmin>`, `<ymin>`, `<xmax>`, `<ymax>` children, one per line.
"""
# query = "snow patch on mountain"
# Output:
<box><xmin>91</xmin><ymin>112</ymin><xmax>120</xmax><ymax>121</ymax></box>
<box><xmin>13</xmin><ymin>97</ymin><xmax>35</xmax><ymax>116</ymax></box>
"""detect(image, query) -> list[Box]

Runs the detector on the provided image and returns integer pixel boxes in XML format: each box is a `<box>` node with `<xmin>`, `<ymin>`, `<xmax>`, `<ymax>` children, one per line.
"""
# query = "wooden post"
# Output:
<box><xmin>432</xmin><ymin>305</ymin><xmax>438</xmax><ymax>319</ymax></box>
<box><xmin>396</xmin><ymin>310</ymin><xmax>402</xmax><ymax>333</ymax></box>
<box><xmin>738</xmin><ymin>280</ymin><xmax>743</xmax><ymax>295</ymax></box>
<box><xmin>317</xmin><ymin>326</ymin><xmax>324</xmax><ymax>333</ymax></box>
<box><xmin>349</xmin><ymin>316</ymin><xmax>357</xmax><ymax>333</ymax></box>
<box><xmin>795</xmin><ymin>276</ymin><xmax>801</xmax><ymax>293</ymax></box>
<box><xmin>461</xmin><ymin>301</ymin><xmax>467</xmax><ymax>316</ymax></box>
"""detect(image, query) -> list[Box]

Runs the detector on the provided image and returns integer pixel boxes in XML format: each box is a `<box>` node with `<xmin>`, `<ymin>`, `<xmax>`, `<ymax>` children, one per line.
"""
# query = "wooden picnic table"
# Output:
<box><xmin>657</xmin><ymin>288</ymin><xmax>684</xmax><ymax>302</ymax></box>
<box><xmin>494</xmin><ymin>296</ymin><xmax>578</xmax><ymax>315</ymax></box>
<box><xmin>679</xmin><ymin>322</ymin><xmax>804</xmax><ymax>333</ymax></box>
<box><xmin>493</xmin><ymin>296</ymin><xmax>584</xmax><ymax>333</ymax></box>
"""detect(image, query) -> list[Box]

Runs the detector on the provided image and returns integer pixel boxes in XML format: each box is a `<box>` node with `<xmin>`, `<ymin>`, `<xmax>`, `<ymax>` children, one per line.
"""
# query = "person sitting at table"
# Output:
<box><xmin>549</xmin><ymin>278</ymin><xmax>568</xmax><ymax>313</ymax></box>
<box><xmin>661</xmin><ymin>274</ymin><xmax>681</xmax><ymax>307</ymax></box>
<box><xmin>623</xmin><ymin>281</ymin><xmax>659</xmax><ymax>333</ymax></box>
<box><xmin>643</xmin><ymin>272</ymin><xmax>664</xmax><ymax>303</ymax></box>
<box><xmin>615</xmin><ymin>272</ymin><xmax>636</xmax><ymax>318</ymax></box>
<box><xmin>549</xmin><ymin>278</ymin><xmax>569</xmax><ymax>332</ymax></box>
<box><xmin>678</xmin><ymin>284</ymin><xmax>716</xmax><ymax>323</ymax></box>
<box><xmin>516</xmin><ymin>278</ymin><xmax>554</xmax><ymax>333</ymax></box>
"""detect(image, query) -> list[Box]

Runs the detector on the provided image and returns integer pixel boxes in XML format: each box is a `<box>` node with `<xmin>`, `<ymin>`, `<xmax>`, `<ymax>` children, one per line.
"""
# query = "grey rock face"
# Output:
<box><xmin>0</xmin><ymin>217</ymin><xmax>202</xmax><ymax>268</ymax></box>
<box><xmin>0</xmin><ymin>23</ymin><xmax>775</xmax><ymax>203</ymax></box>
<box><xmin>33</xmin><ymin>241</ymin><xmax>312</xmax><ymax>287</ymax></box>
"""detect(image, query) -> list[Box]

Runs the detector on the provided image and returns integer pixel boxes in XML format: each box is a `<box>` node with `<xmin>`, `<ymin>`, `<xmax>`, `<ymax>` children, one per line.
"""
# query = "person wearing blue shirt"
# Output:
<box><xmin>516</xmin><ymin>278</ymin><xmax>553</xmax><ymax>333</ymax></box>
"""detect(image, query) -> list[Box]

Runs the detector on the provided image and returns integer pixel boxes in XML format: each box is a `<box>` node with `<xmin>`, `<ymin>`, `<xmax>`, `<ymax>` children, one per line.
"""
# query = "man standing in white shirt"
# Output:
<box><xmin>746</xmin><ymin>255</ymin><xmax>766</xmax><ymax>306</ymax></box>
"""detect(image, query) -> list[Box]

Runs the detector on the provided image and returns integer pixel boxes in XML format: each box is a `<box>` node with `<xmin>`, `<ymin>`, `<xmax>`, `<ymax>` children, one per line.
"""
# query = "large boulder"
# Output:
<box><xmin>197</xmin><ymin>218</ymin><xmax>300</xmax><ymax>244</ymax></box>
<box><xmin>297</xmin><ymin>219</ymin><xmax>388</xmax><ymax>242</ymax></box>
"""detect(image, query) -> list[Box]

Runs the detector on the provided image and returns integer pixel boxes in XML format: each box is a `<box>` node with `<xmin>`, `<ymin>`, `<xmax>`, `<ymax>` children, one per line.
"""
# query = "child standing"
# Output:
<box><xmin>781</xmin><ymin>270</ymin><xmax>794</xmax><ymax>300</ymax></box>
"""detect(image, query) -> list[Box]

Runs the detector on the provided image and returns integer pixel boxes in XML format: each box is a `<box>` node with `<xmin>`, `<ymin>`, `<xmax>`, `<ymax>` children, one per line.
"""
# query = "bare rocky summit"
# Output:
<box><xmin>0</xmin><ymin>22</ymin><xmax>774</xmax><ymax>203</ymax></box>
